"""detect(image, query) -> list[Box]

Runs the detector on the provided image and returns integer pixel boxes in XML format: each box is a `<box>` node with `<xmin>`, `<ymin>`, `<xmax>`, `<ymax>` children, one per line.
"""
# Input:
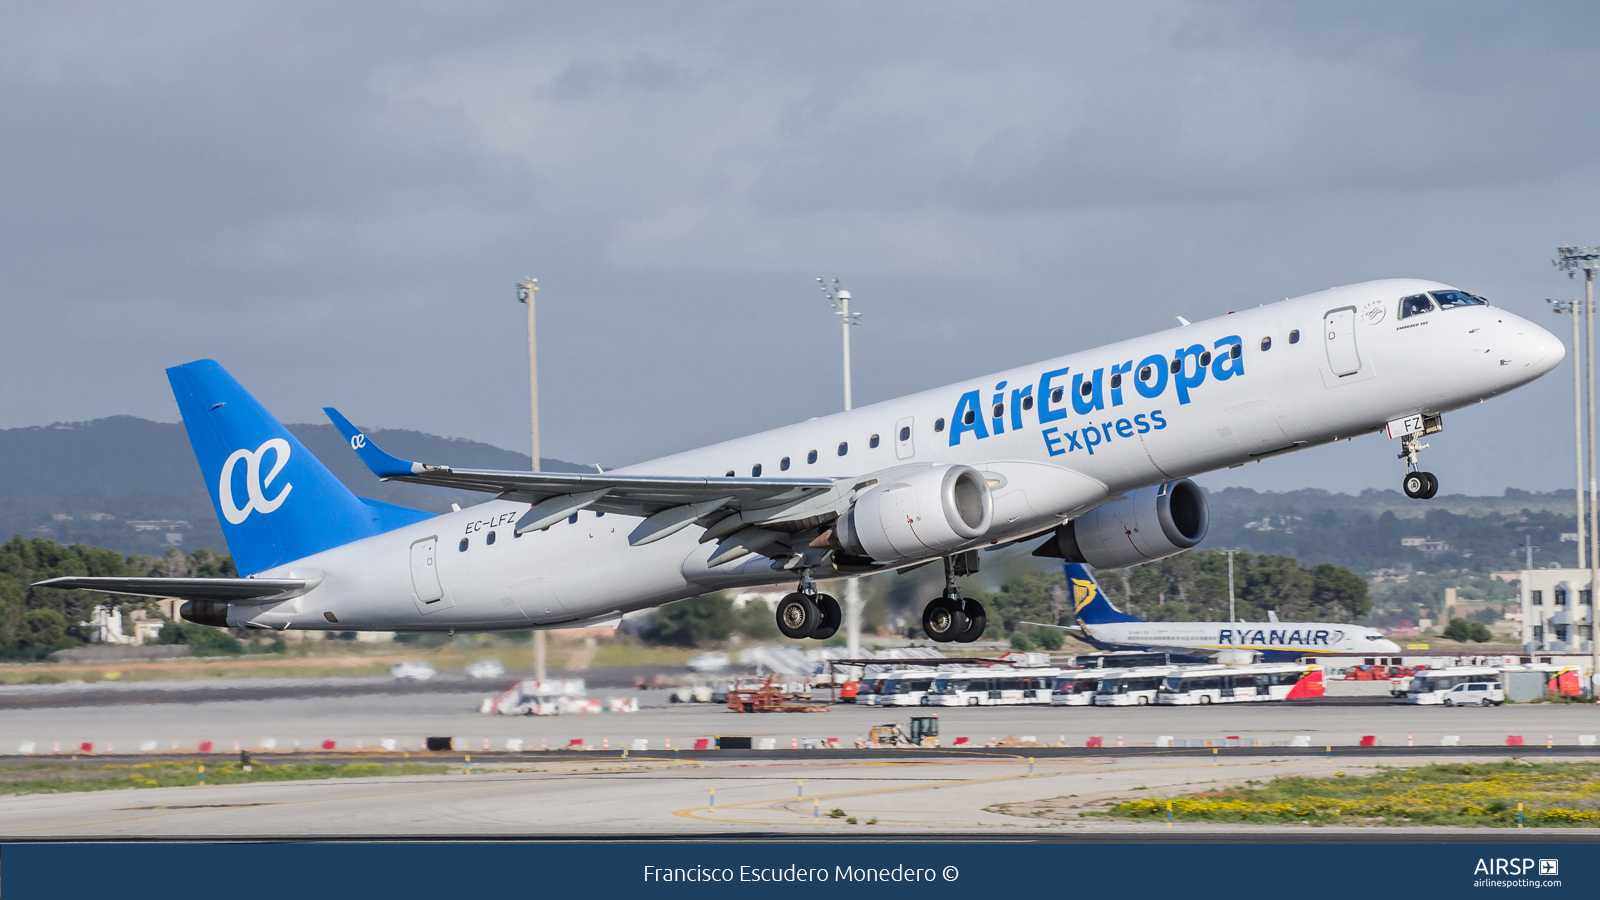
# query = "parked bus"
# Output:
<box><xmin>927</xmin><ymin>668</ymin><xmax>1060</xmax><ymax>706</ymax></box>
<box><xmin>869</xmin><ymin>672</ymin><xmax>939</xmax><ymax>707</ymax></box>
<box><xmin>1156</xmin><ymin>664</ymin><xmax>1324</xmax><ymax>705</ymax></box>
<box><xmin>1051</xmin><ymin>668</ymin><xmax>1126</xmax><ymax>706</ymax></box>
<box><xmin>1093</xmin><ymin>666</ymin><xmax>1180</xmax><ymax>706</ymax></box>
<box><xmin>1405</xmin><ymin>666</ymin><xmax>1502</xmax><ymax>705</ymax></box>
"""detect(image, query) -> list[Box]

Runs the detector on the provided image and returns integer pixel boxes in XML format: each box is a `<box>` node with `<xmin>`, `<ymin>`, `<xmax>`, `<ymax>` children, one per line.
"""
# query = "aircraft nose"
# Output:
<box><xmin>1520</xmin><ymin>317</ymin><xmax>1566</xmax><ymax>375</ymax></box>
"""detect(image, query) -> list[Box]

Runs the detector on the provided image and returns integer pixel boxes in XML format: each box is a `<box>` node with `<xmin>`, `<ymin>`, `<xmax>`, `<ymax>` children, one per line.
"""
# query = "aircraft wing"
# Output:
<box><xmin>31</xmin><ymin>577</ymin><xmax>314</xmax><ymax>606</ymax></box>
<box><xmin>323</xmin><ymin>408</ymin><xmax>837</xmax><ymax>531</ymax></box>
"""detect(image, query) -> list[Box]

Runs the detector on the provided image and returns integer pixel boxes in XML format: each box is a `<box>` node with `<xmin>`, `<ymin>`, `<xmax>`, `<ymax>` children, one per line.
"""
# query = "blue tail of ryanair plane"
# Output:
<box><xmin>1064</xmin><ymin>563</ymin><xmax>1143</xmax><ymax>626</ymax></box>
<box><xmin>167</xmin><ymin>360</ymin><xmax>432</xmax><ymax>576</ymax></box>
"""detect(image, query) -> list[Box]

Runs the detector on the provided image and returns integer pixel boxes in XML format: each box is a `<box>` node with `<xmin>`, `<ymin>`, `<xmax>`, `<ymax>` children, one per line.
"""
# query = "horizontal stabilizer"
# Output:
<box><xmin>33</xmin><ymin>576</ymin><xmax>314</xmax><ymax>606</ymax></box>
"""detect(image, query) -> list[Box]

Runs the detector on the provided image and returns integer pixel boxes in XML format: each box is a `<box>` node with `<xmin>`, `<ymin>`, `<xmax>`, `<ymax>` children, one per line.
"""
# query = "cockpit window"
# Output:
<box><xmin>1429</xmin><ymin>289</ymin><xmax>1488</xmax><ymax>309</ymax></box>
<box><xmin>1399</xmin><ymin>294</ymin><xmax>1434</xmax><ymax>319</ymax></box>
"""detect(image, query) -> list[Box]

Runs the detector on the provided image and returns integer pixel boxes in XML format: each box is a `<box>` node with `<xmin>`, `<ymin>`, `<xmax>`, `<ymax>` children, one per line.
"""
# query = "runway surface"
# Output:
<box><xmin>5</xmin><ymin>750</ymin><xmax>1598</xmax><ymax>839</ymax></box>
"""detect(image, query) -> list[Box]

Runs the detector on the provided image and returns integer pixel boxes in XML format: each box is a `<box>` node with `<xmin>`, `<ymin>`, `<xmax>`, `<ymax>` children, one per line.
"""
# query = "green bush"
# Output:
<box><xmin>1443</xmin><ymin>617</ymin><xmax>1493</xmax><ymax>643</ymax></box>
<box><xmin>1009</xmin><ymin>631</ymin><xmax>1036</xmax><ymax>651</ymax></box>
<box><xmin>647</xmin><ymin>595</ymin><xmax>737</xmax><ymax>647</ymax></box>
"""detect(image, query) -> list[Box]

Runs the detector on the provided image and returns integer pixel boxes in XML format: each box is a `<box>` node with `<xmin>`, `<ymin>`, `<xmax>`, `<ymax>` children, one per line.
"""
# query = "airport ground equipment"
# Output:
<box><xmin>726</xmin><ymin>676</ymin><xmax>830</xmax><ymax>713</ymax></box>
<box><xmin>866</xmin><ymin>715</ymin><xmax>939</xmax><ymax>747</ymax></box>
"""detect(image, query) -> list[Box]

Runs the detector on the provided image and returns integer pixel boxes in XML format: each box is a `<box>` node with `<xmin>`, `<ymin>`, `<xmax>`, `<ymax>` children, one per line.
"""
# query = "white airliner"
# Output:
<box><xmin>1025</xmin><ymin>564</ymin><xmax>1402</xmax><ymax>663</ymax></box>
<box><xmin>41</xmin><ymin>279</ymin><xmax>1561</xmax><ymax>643</ymax></box>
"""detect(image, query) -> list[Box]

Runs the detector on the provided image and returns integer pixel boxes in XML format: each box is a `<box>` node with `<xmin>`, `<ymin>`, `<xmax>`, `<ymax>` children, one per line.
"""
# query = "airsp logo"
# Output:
<box><xmin>350</xmin><ymin>433</ymin><xmax>367</xmax><ymax>450</ymax></box>
<box><xmin>220</xmin><ymin>438</ymin><xmax>293</xmax><ymax>524</ymax></box>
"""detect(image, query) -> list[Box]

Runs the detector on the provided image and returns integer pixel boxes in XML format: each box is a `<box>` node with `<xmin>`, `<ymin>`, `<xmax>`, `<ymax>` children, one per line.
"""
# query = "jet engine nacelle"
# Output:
<box><xmin>1036</xmin><ymin>478</ymin><xmax>1208</xmax><ymax>569</ymax></box>
<box><xmin>1214</xmin><ymin>649</ymin><xmax>1260</xmax><ymax>666</ymax></box>
<box><xmin>836</xmin><ymin>464</ymin><xmax>993</xmax><ymax>563</ymax></box>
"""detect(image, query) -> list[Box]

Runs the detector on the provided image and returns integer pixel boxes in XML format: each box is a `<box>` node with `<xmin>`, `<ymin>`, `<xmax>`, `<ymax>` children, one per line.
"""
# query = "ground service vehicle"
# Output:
<box><xmin>1052</xmin><ymin>669</ymin><xmax>1125</xmax><ymax>706</ymax></box>
<box><xmin>867</xmin><ymin>716</ymin><xmax>939</xmax><ymax>747</ymax></box>
<box><xmin>1092</xmin><ymin>666</ymin><xmax>1179</xmax><ymax>706</ymax></box>
<box><xmin>1155</xmin><ymin>663</ymin><xmax>1324</xmax><ymax>704</ymax></box>
<box><xmin>871</xmin><ymin>673</ymin><xmax>939</xmax><ymax>707</ymax></box>
<box><xmin>1405</xmin><ymin>667</ymin><xmax>1502</xmax><ymax>705</ymax></box>
<box><xmin>1439</xmin><ymin>681</ymin><xmax>1505</xmax><ymax>706</ymax></box>
<box><xmin>927</xmin><ymin>668</ymin><xmax>1059</xmax><ymax>706</ymax></box>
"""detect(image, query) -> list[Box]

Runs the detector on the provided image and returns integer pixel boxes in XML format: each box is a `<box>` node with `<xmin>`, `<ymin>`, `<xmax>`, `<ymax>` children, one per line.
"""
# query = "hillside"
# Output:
<box><xmin>0</xmin><ymin>417</ymin><xmax>588</xmax><ymax>555</ymax></box>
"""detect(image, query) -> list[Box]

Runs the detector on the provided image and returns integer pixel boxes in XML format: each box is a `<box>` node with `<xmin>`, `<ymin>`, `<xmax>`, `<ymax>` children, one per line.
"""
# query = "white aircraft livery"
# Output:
<box><xmin>40</xmin><ymin>279</ymin><xmax>1562</xmax><ymax>643</ymax></box>
<box><xmin>1027</xmin><ymin>564</ymin><xmax>1403</xmax><ymax>663</ymax></box>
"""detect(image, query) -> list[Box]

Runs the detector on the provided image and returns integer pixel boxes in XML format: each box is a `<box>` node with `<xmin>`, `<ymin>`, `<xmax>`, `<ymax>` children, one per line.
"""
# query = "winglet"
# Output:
<box><xmin>323</xmin><ymin>408</ymin><xmax>432</xmax><ymax>478</ymax></box>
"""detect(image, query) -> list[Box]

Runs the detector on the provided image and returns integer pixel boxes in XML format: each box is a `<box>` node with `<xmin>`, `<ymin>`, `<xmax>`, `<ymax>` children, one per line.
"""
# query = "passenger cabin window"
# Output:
<box><xmin>1260</xmin><ymin>336</ymin><xmax>1271</xmax><ymax>351</ymax></box>
<box><xmin>838</xmin><ymin>442</ymin><xmax>848</xmax><ymax>456</ymax></box>
<box><xmin>870</xmin><ymin>434</ymin><xmax>880</xmax><ymax>448</ymax></box>
<box><xmin>1021</xmin><ymin>396</ymin><xmax>1033</xmax><ymax>410</ymax></box>
<box><xmin>780</xmin><ymin>457</ymin><xmax>790</xmax><ymax>471</ymax></box>
<box><xmin>992</xmin><ymin>402</ymin><xmax>1004</xmax><ymax>417</ymax></box>
<box><xmin>1431</xmin><ymin>289</ymin><xmax>1488</xmax><ymax>309</ymax></box>
<box><xmin>1230</xmin><ymin>344</ymin><xmax>1241</xmax><ymax>359</ymax></box>
<box><xmin>1110</xmin><ymin>373</ymin><xmax>1121</xmax><ymax>389</ymax></box>
<box><xmin>1199</xmin><ymin>351</ymin><xmax>1212</xmax><ymax>366</ymax></box>
<box><xmin>899</xmin><ymin>426</ymin><xmax>910</xmax><ymax>441</ymax></box>
<box><xmin>1168</xmin><ymin>359</ymin><xmax>1181</xmax><ymax>374</ymax></box>
<box><xmin>1139</xmin><ymin>365</ymin><xmax>1152</xmax><ymax>380</ymax></box>
<box><xmin>1399</xmin><ymin>293</ymin><xmax>1435</xmax><ymax>318</ymax></box>
<box><xmin>934</xmin><ymin>418</ymin><xmax>945</xmax><ymax>432</ymax></box>
<box><xmin>458</xmin><ymin>538</ymin><xmax>468</xmax><ymax>552</ymax></box>
<box><xmin>752</xmin><ymin>464</ymin><xmax>762</xmax><ymax>477</ymax></box>
<box><xmin>1050</xmin><ymin>387</ymin><xmax>1064</xmax><ymax>404</ymax></box>
<box><xmin>1289</xmin><ymin>329</ymin><xmax>1300</xmax><ymax>344</ymax></box>
<box><xmin>962</xmin><ymin>409</ymin><xmax>976</xmax><ymax>425</ymax></box>
<box><xmin>568</xmin><ymin>513</ymin><xmax>579</xmax><ymax>524</ymax></box>
<box><xmin>1079</xmin><ymin>382</ymin><xmax>1092</xmax><ymax>397</ymax></box>
<box><xmin>486</xmin><ymin>531</ymin><xmax>496</xmax><ymax>545</ymax></box>
<box><xmin>725</xmin><ymin>470</ymin><xmax>735</xmax><ymax>477</ymax></box>
<box><xmin>807</xmin><ymin>450</ymin><xmax>818</xmax><ymax>464</ymax></box>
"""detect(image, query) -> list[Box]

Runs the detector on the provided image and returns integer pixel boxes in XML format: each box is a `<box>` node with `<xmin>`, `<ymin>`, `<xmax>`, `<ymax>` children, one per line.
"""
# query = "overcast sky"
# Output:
<box><xmin>3</xmin><ymin>2</ymin><xmax>1599</xmax><ymax>496</ymax></box>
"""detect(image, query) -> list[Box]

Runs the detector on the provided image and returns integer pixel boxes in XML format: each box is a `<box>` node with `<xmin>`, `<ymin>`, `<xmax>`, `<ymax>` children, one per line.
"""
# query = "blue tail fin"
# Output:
<box><xmin>167</xmin><ymin>360</ymin><xmax>432</xmax><ymax>575</ymax></box>
<box><xmin>1064</xmin><ymin>563</ymin><xmax>1143</xmax><ymax>625</ymax></box>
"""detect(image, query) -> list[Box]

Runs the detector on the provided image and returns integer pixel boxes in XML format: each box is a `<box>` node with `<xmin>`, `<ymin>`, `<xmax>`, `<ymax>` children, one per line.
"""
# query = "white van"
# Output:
<box><xmin>928</xmin><ymin>668</ymin><xmax>1058</xmax><ymax>707</ymax></box>
<box><xmin>1092</xmin><ymin>666</ymin><xmax>1178</xmax><ymax>706</ymax></box>
<box><xmin>1439</xmin><ymin>680</ymin><xmax>1505</xmax><ymax>707</ymax></box>
<box><xmin>1405</xmin><ymin>666</ymin><xmax>1502</xmax><ymax>705</ymax></box>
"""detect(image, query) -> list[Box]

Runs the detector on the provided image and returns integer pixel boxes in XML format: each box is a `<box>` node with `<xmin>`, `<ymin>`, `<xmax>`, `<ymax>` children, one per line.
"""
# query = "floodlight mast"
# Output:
<box><xmin>1549</xmin><ymin>297</ymin><xmax>1586</xmax><ymax>570</ymax></box>
<box><xmin>1554</xmin><ymin>246</ymin><xmax>1600</xmax><ymax>697</ymax></box>
<box><xmin>517</xmin><ymin>277</ymin><xmax>546</xmax><ymax>683</ymax></box>
<box><xmin>818</xmin><ymin>275</ymin><xmax>864</xmax><ymax>658</ymax></box>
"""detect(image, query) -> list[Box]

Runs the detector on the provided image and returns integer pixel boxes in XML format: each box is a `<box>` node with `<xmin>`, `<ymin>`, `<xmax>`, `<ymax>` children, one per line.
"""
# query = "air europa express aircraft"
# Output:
<box><xmin>41</xmin><ymin>279</ymin><xmax>1562</xmax><ymax>643</ymax></box>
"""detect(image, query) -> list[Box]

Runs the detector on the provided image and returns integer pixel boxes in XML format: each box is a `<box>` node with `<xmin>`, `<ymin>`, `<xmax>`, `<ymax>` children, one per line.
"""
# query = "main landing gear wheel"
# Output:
<box><xmin>776</xmin><ymin>592</ymin><xmax>821</xmax><ymax>639</ymax></box>
<box><xmin>1403</xmin><ymin>471</ymin><xmax>1439</xmax><ymax>500</ymax></box>
<box><xmin>922</xmin><ymin>597</ymin><xmax>969</xmax><ymax>643</ymax></box>
<box><xmin>953</xmin><ymin>599</ymin><xmax>986</xmax><ymax>644</ymax></box>
<box><xmin>811</xmin><ymin>593</ymin><xmax>841</xmax><ymax>640</ymax></box>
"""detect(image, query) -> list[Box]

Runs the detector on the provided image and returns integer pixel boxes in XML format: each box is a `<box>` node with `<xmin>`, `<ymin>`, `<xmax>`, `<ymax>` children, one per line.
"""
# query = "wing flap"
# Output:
<box><xmin>323</xmin><ymin>407</ymin><xmax>835</xmax><ymax>514</ymax></box>
<box><xmin>32</xmin><ymin>577</ymin><xmax>314</xmax><ymax>606</ymax></box>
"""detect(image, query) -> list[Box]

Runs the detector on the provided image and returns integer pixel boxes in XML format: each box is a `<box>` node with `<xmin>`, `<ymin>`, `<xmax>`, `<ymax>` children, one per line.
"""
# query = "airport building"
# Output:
<box><xmin>1519</xmin><ymin>568</ymin><xmax>1596</xmax><ymax>653</ymax></box>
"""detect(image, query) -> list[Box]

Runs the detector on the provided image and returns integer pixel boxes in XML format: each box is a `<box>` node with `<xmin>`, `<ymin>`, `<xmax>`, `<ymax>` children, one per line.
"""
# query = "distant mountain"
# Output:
<box><xmin>0</xmin><ymin>417</ymin><xmax>590</xmax><ymax>556</ymax></box>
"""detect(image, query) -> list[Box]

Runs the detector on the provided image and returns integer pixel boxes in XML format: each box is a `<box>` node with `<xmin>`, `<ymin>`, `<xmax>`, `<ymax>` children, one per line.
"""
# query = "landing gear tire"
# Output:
<box><xmin>811</xmin><ymin>593</ymin><xmax>841</xmax><ymax>640</ymax></box>
<box><xmin>953</xmin><ymin>599</ymin><xmax>987</xmax><ymax>643</ymax></box>
<box><xmin>1403</xmin><ymin>471</ymin><xmax>1438</xmax><ymax>499</ymax></box>
<box><xmin>776</xmin><ymin>592</ymin><xmax>821</xmax><ymax>639</ymax></box>
<box><xmin>922</xmin><ymin>597</ymin><xmax>968</xmax><ymax>643</ymax></box>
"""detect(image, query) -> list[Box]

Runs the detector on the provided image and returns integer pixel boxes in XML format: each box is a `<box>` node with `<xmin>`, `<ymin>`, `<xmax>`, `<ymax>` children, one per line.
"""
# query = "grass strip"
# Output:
<box><xmin>1099</xmin><ymin>761</ymin><xmax>1600</xmax><ymax>828</ymax></box>
<box><xmin>0</xmin><ymin>760</ymin><xmax>450</xmax><ymax>796</ymax></box>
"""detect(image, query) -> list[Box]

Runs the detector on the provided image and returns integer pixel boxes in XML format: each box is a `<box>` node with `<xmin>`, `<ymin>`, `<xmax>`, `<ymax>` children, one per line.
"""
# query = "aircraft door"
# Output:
<box><xmin>410</xmin><ymin>537</ymin><xmax>453</xmax><ymax>614</ymax></box>
<box><xmin>1323</xmin><ymin>307</ymin><xmax>1361</xmax><ymax>377</ymax></box>
<box><xmin>895</xmin><ymin>417</ymin><xmax>915</xmax><ymax>460</ymax></box>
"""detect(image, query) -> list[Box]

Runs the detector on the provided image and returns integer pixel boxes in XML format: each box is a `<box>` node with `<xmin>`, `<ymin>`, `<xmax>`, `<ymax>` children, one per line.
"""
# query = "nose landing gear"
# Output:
<box><xmin>921</xmin><ymin>552</ymin><xmax>987</xmax><ymax>643</ymax></box>
<box><xmin>1398</xmin><ymin>431</ymin><xmax>1439</xmax><ymax>499</ymax></box>
<box><xmin>774</xmin><ymin>569</ymin><xmax>842</xmax><ymax>640</ymax></box>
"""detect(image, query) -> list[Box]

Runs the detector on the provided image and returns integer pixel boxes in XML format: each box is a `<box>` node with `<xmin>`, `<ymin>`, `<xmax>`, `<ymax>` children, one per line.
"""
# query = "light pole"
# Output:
<box><xmin>1555</xmin><ymin>246</ymin><xmax>1600</xmax><ymax>697</ymax></box>
<box><xmin>517</xmin><ymin>277</ymin><xmax>546</xmax><ymax>683</ymax></box>
<box><xmin>1549</xmin><ymin>297</ymin><xmax>1586</xmax><ymax>570</ymax></box>
<box><xmin>819</xmin><ymin>276</ymin><xmax>863</xmax><ymax>658</ymax></box>
<box><xmin>1226</xmin><ymin>550</ymin><xmax>1236</xmax><ymax>624</ymax></box>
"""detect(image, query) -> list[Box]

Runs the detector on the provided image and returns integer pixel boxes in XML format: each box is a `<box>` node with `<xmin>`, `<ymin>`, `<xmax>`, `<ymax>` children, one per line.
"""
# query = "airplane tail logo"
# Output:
<box><xmin>219</xmin><ymin>438</ymin><xmax>293</xmax><ymax>524</ymax></box>
<box><xmin>168</xmin><ymin>360</ymin><xmax>431</xmax><ymax>575</ymax></box>
<box><xmin>1064</xmin><ymin>563</ymin><xmax>1143</xmax><ymax>626</ymax></box>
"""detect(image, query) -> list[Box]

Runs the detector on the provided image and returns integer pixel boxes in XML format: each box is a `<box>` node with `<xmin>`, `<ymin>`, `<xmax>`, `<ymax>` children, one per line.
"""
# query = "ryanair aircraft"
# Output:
<box><xmin>1027</xmin><ymin>564</ymin><xmax>1402</xmax><ymax>663</ymax></box>
<box><xmin>40</xmin><ymin>280</ymin><xmax>1560</xmax><ymax>643</ymax></box>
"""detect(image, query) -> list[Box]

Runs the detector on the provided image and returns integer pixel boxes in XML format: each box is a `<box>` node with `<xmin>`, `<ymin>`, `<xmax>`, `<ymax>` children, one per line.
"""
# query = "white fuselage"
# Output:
<box><xmin>231</xmin><ymin>279</ymin><xmax>1562</xmax><ymax>632</ymax></box>
<box><xmin>1079</xmin><ymin>620</ymin><xmax>1402</xmax><ymax>658</ymax></box>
